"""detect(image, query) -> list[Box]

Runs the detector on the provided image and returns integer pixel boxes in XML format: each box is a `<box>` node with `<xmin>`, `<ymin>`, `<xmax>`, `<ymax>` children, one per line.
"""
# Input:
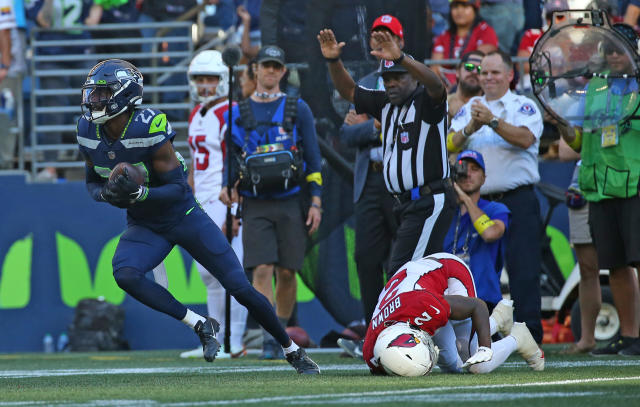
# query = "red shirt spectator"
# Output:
<box><xmin>518</xmin><ymin>28</ymin><xmax>542</xmax><ymax>55</ymax></box>
<box><xmin>432</xmin><ymin>21</ymin><xmax>498</xmax><ymax>87</ymax></box>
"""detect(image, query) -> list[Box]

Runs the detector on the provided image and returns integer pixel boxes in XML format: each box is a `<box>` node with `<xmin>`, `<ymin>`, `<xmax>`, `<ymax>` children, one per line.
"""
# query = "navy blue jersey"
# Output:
<box><xmin>77</xmin><ymin>108</ymin><xmax>197</xmax><ymax>231</ymax></box>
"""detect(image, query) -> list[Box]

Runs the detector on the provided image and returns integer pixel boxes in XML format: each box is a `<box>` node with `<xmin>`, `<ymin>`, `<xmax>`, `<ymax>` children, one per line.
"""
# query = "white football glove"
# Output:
<box><xmin>462</xmin><ymin>346</ymin><xmax>493</xmax><ymax>368</ymax></box>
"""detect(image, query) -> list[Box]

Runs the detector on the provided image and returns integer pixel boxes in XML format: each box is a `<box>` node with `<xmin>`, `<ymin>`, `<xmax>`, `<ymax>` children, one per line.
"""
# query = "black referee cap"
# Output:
<box><xmin>378</xmin><ymin>54</ymin><xmax>415</xmax><ymax>75</ymax></box>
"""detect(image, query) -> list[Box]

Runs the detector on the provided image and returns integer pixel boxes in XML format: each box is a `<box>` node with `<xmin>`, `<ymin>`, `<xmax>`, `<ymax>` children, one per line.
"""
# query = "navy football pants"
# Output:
<box><xmin>111</xmin><ymin>207</ymin><xmax>290</xmax><ymax>346</ymax></box>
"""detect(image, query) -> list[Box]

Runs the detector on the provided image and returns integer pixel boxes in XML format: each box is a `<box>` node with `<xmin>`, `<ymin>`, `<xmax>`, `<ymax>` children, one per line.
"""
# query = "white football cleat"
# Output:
<box><xmin>180</xmin><ymin>347</ymin><xmax>204</xmax><ymax>359</ymax></box>
<box><xmin>511</xmin><ymin>322</ymin><xmax>544</xmax><ymax>371</ymax></box>
<box><xmin>491</xmin><ymin>299</ymin><xmax>514</xmax><ymax>336</ymax></box>
<box><xmin>216</xmin><ymin>346</ymin><xmax>248</xmax><ymax>359</ymax></box>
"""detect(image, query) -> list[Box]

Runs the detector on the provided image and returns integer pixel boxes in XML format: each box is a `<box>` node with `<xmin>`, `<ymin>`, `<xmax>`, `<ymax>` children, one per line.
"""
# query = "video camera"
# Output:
<box><xmin>452</xmin><ymin>159</ymin><xmax>468</xmax><ymax>182</ymax></box>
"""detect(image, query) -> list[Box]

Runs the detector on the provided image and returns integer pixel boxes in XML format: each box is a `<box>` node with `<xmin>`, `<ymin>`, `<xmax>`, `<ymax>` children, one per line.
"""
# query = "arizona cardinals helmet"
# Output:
<box><xmin>81</xmin><ymin>59</ymin><xmax>143</xmax><ymax>124</ymax></box>
<box><xmin>373</xmin><ymin>322</ymin><xmax>439</xmax><ymax>377</ymax></box>
<box><xmin>187</xmin><ymin>50</ymin><xmax>229</xmax><ymax>104</ymax></box>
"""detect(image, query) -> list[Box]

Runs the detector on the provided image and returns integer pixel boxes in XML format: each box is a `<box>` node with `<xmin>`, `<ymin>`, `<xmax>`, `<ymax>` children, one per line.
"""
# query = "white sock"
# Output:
<box><xmin>468</xmin><ymin>336</ymin><xmax>517</xmax><ymax>374</ymax></box>
<box><xmin>489</xmin><ymin>316</ymin><xmax>498</xmax><ymax>336</ymax></box>
<box><xmin>182</xmin><ymin>309</ymin><xmax>207</xmax><ymax>329</ymax></box>
<box><xmin>283</xmin><ymin>341</ymin><xmax>300</xmax><ymax>355</ymax></box>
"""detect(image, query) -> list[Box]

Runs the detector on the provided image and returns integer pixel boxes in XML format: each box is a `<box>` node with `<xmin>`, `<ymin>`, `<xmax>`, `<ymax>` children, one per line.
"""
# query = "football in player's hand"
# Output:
<box><xmin>109</xmin><ymin>162</ymin><xmax>144</xmax><ymax>185</ymax></box>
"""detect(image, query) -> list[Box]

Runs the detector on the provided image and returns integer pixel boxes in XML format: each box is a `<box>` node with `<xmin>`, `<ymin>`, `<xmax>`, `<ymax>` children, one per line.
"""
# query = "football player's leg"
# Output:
<box><xmin>452</xmin><ymin>315</ymin><xmax>517</xmax><ymax>374</ymax></box>
<box><xmin>152</xmin><ymin>262</ymin><xmax>169</xmax><ymax>289</ymax></box>
<box><xmin>112</xmin><ymin>226</ymin><xmax>185</xmax><ymax>319</ymax></box>
<box><xmin>451</xmin><ymin>318</ymin><xmax>473</xmax><ymax>362</ymax></box>
<box><xmin>468</xmin><ymin>336</ymin><xmax>517</xmax><ymax>374</ymax></box>
<box><xmin>175</xmin><ymin>208</ymin><xmax>291</xmax><ymax>348</ymax></box>
<box><xmin>202</xmin><ymin>200</ymin><xmax>249</xmax><ymax>353</ymax></box>
<box><xmin>198</xmin><ymin>265</ymin><xmax>248</xmax><ymax>353</ymax></box>
<box><xmin>432</xmin><ymin>322</ymin><xmax>463</xmax><ymax>373</ymax></box>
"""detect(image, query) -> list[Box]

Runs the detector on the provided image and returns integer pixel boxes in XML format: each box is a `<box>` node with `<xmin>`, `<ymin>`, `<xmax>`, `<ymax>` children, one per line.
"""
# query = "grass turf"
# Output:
<box><xmin>1</xmin><ymin>345</ymin><xmax>640</xmax><ymax>406</ymax></box>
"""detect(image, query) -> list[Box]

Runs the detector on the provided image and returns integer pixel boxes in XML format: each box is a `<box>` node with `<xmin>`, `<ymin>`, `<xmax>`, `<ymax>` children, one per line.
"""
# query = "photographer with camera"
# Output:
<box><xmin>444</xmin><ymin>150</ymin><xmax>509</xmax><ymax>311</ymax></box>
<box><xmin>221</xmin><ymin>45</ymin><xmax>323</xmax><ymax>360</ymax></box>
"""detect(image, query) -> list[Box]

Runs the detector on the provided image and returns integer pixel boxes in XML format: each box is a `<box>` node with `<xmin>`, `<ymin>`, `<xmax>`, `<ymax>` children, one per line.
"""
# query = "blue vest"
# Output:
<box><xmin>231</xmin><ymin>97</ymin><xmax>304</xmax><ymax>198</ymax></box>
<box><xmin>77</xmin><ymin>108</ymin><xmax>196</xmax><ymax>232</ymax></box>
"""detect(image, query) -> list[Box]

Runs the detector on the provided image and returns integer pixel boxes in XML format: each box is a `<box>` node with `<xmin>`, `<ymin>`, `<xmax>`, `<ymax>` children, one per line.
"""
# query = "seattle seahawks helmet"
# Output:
<box><xmin>373</xmin><ymin>322</ymin><xmax>439</xmax><ymax>377</ymax></box>
<box><xmin>81</xmin><ymin>59</ymin><xmax>143</xmax><ymax>124</ymax></box>
<box><xmin>187</xmin><ymin>50</ymin><xmax>229</xmax><ymax>104</ymax></box>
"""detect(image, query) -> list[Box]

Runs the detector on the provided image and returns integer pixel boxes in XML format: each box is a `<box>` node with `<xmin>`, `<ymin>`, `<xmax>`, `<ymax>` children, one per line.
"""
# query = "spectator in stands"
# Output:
<box><xmin>85</xmin><ymin>0</ymin><xmax>141</xmax><ymax>64</ymax></box>
<box><xmin>220</xmin><ymin>45</ymin><xmax>323</xmax><ymax>360</ymax></box>
<box><xmin>202</xmin><ymin>0</ymin><xmax>235</xmax><ymax>31</ymax></box>
<box><xmin>430</xmin><ymin>0</ymin><xmax>451</xmax><ymax>37</ymax></box>
<box><xmin>259</xmin><ymin>0</ymin><xmax>309</xmax><ymax>96</ymax></box>
<box><xmin>137</xmin><ymin>0</ymin><xmax>199</xmax><ymax>122</ymax></box>
<box><xmin>0</xmin><ymin>0</ymin><xmax>24</xmax><ymax>169</ymax></box>
<box><xmin>443</xmin><ymin>150</ymin><xmax>509</xmax><ymax>310</ymax></box>
<box><xmin>447</xmin><ymin>50</ymin><xmax>544</xmax><ymax>343</ymax></box>
<box><xmin>431</xmin><ymin>0</ymin><xmax>498</xmax><ymax>90</ymax></box>
<box><xmin>236</xmin><ymin>5</ymin><xmax>260</xmax><ymax>62</ymax></box>
<box><xmin>26</xmin><ymin>0</ymin><xmax>95</xmax><ymax>181</ymax></box>
<box><xmin>624</xmin><ymin>0</ymin><xmax>640</xmax><ymax>26</ymax></box>
<box><xmin>557</xmin><ymin>139</ymin><xmax>600</xmax><ymax>354</ymax></box>
<box><xmin>515</xmin><ymin>0</ymin><xmax>567</xmax><ymax>93</ymax></box>
<box><xmin>447</xmin><ymin>50</ymin><xmax>484</xmax><ymax>121</ymax></box>
<box><xmin>231</xmin><ymin>0</ymin><xmax>261</xmax><ymax>54</ymax></box>
<box><xmin>477</xmin><ymin>0</ymin><xmax>524</xmax><ymax>54</ymax></box>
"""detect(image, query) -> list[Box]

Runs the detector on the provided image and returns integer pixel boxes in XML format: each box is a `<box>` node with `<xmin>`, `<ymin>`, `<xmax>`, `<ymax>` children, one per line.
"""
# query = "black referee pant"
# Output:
<box><xmin>354</xmin><ymin>171</ymin><xmax>397</xmax><ymax>322</ymax></box>
<box><xmin>387</xmin><ymin>184</ymin><xmax>457</xmax><ymax>278</ymax></box>
<box><xmin>484</xmin><ymin>184</ymin><xmax>543</xmax><ymax>343</ymax></box>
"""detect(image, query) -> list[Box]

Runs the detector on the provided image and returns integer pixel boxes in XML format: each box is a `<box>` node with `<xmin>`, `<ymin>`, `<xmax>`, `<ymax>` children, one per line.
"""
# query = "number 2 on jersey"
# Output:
<box><xmin>378</xmin><ymin>269</ymin><xmax>407</xmax><ymax>310</ymax></box>
<box><xmin>188</xmin><ymin>135</ymin><xmax>209</xmax><ymax>170</ymax></box>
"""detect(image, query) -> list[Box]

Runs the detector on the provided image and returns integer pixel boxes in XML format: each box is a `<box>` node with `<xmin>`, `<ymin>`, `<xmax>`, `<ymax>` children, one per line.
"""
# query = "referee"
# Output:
<box><xmin>318</xmin><ymin>29</ymin><xmax>456</xmax><ymax>274</ymax></box>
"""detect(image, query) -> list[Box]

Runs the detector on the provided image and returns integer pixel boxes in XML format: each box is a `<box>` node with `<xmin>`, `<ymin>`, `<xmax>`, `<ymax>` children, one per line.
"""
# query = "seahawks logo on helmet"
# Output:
<box><xmin>81</xmin><ymin>59</ymin><xmax>144</xmax><ymax>124</ymax></box>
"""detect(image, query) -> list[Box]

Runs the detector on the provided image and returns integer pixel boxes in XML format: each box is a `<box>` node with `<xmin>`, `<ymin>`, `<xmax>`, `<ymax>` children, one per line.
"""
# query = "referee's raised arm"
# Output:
<box><xmin>317</xmin><ymin>29</ymin><xmax>356</xmax><ymax>103</ymax></box>
<box><xmin>370</xmin><ymin>31</ymin><xmax>446</xmax><ymax>103</ymax></box>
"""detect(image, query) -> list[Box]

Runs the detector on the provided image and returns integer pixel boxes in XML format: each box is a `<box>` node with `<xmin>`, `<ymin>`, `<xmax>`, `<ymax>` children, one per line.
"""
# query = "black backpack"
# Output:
<box><xmin>68</xmin><ymin>298</ymin><xmax>129</xmax><ymax>351</ymax></box>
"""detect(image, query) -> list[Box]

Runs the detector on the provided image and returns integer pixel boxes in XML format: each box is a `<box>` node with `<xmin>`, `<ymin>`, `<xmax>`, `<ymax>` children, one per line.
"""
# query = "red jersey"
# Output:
<box><xmin>432</xmin><ymin>22</ymin><xmax>499</xmax><ymax>86</ymax></box>
<box><xmin>518</xmin><ymin>29</ymin><xmax>542</xmax><ymax>55</ymax></box>
<box><xmin>362</xmin><ymin>253</ymin><xmax>477</xmax><ymax>372</ymax></box>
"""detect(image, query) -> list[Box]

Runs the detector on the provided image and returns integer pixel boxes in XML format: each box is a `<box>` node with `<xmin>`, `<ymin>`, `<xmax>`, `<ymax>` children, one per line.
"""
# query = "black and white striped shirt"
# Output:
<box><xmin>354</xmin><ymin>84</ymin><xmax>449</xmax><ymax>194</ymax></box>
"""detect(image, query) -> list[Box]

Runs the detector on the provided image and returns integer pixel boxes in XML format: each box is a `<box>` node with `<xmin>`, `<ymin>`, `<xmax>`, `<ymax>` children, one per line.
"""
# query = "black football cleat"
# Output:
<box><xmin>286</xmin><ymin>348</ymin><xmax>320</xmax><ymax>375</ymax></box>
<box><xmin>194</xmin><ymin>317</ymin><xmax>221</xmax><ymax>362</ymax></box>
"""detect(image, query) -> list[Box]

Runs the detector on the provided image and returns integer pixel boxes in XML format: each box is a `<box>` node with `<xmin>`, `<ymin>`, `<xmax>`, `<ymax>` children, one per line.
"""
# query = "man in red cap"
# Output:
<box><xmin>336</xmin><ymin>15</ymin><xmax>406</xmax><ymax>358</ymax></box>
<box><xmin>371</xmin><ymin>14</ymin><xmax>404</xmax><ymax>41</ymax></box>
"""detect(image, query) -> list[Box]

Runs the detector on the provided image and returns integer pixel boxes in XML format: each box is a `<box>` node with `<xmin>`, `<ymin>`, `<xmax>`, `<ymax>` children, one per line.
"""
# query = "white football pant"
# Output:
<box><xmin>434</xmin><ymin>316</ymin><xmax>517</xmax><ymax>374</ymax></box>
<box><xmin>198</xmin><ymin>199</ymin><xmax>248</xmax><ymax>352</ymax></box>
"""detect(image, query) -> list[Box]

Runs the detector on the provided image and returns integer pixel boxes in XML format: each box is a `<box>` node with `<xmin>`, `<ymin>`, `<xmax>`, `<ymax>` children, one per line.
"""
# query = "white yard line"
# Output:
<box><xmin>2</xmin><ymin>359</ymin><xmax>640</xmax><ymax>379</ymax></box>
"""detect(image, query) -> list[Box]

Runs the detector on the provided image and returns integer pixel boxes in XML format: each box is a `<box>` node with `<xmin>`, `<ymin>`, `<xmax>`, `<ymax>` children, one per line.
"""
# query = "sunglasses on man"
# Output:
<box><xmin>463</xmin><ymin>62</ymin><xmax>482</xmax><ymax>73</ymax></box>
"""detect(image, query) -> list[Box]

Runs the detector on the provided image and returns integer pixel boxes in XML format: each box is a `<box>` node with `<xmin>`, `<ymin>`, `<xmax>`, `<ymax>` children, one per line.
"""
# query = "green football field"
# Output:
<box><xmin>1</xmin><ymin>345</ymin><xmax>640</xmax><ymax>406</ymax></box>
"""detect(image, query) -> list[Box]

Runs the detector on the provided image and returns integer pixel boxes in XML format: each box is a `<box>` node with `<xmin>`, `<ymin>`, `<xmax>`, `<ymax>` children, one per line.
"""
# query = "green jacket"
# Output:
<box><xmin>579</xmin><ymin>76</ymin><xmax>640</xmax><ymax>202</ymax></box>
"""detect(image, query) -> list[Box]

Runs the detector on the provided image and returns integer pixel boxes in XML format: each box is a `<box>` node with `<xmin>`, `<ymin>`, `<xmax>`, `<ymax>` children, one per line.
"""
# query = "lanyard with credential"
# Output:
<box><xmin>451</xmin><ymin>209</ymin><xmax>471</xmax><ymax>258</ymax></box>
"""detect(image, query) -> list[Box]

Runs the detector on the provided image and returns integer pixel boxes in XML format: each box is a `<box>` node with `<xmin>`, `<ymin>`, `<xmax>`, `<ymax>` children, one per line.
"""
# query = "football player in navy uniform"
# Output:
<box><xmin>76</xmin><ymin>59</ymin><xmax>319</xmax><ymax>374</ymax></box>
